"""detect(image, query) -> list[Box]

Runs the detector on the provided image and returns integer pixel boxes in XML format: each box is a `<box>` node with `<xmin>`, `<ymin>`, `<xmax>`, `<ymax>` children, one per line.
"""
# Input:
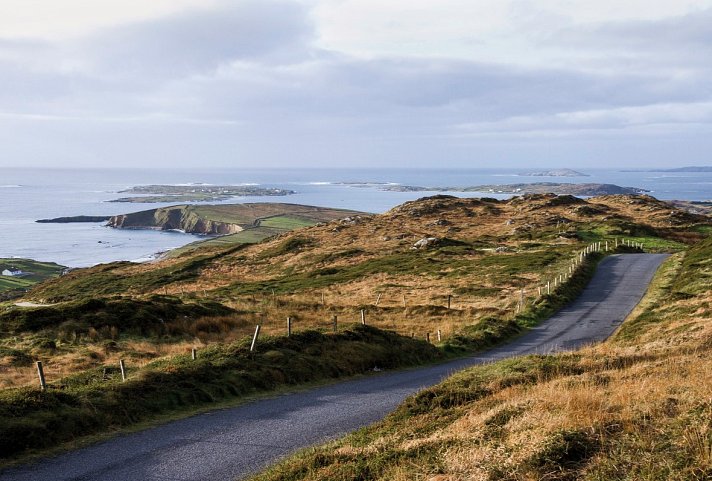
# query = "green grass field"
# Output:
<box><xmin>0</xmin><ymin>259</ymin><xmax>64</xmax><ymax>294</ymax></box>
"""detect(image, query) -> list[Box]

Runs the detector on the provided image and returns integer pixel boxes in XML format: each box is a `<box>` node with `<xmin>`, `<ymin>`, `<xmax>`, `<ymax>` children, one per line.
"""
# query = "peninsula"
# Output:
<box><xmin>106</xmin><ymin>202</ymin><xmax>363</xmax><ymax>254</ymax></box>
<box><xmin>36</xmin><ymin>215</ymin><xmax>111</xmax><ymax>223</ymax></box>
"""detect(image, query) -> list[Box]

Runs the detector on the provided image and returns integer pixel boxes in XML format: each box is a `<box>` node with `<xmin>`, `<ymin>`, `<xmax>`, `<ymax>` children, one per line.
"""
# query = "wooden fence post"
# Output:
<box><xmin>360</xmin><ymin>309</ymin><xmax>366</xmax><ymax>325</ymax></box>
<box><xmin>437</xmin><ymin>329</ymin><xmax>441</xmax><ymax>342</ymax></box>
<box><xmin>287</xmin><ymin>317</ymin><xmax>292</xmax><ymax>337</ymax></box>
<box><xmin>426</xmin><ymin>332</ymin><xmax>430</xmax><ymax>343</ymax></box>
<box><xmin>375</xmin><ymin>293</ymin><xmax>382</xmax><ymax>306</ymax></box>
<box><xmin>250</xmin><ymin>325</ymin><xmax>261</xmax><ymax>352</ymax></box>
<box><xmin>119</xmin><ymin>359</ymin><xmax>126</xmax><ymax>382</ymax></box>
<box><xmin>191</xmin><ymin>348</ymin><xmax>197</xmax><ymax>360</ymax></box>
<box><xmin>447</xmin><ymin>295</ymin><xmax>451</xmax><ymax>310</ymax></box>
<box><xmin>36</xmin><ymin>361</ymin><xmax>46</xmax><ymax>391</ymax></box>
<box><xmin>332</xmin><ymin>315</ymin><xmax>338</xmax><ymax>333</ymax></box>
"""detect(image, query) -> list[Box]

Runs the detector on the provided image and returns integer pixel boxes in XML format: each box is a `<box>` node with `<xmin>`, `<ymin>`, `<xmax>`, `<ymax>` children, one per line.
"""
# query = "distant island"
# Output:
<box><xmin>517</xmin><ymin>169</ymin><xmax>589</xmax><ymax>177</ymax></box>
<box><xmin>622</xmin><ymin>166</ymin><xmax>712</xmax><ymax>173</ymax></box>
<box><xmin>381</xmin><ymin>182</ymin><xmax>648</xmax><ymax>196</ymax></box>
<box><xmin>650</xmin><ymin>166</ymin><xmax>712</xmax><ymax>172</ymax></box>
<box><xmin>109</xmin><ymin>184</ymin><xmax>296</xmax><ymax>203</ymax></box>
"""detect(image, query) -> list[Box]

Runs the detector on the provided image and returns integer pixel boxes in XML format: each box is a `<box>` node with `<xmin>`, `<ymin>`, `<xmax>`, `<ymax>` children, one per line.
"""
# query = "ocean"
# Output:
<box><xmin>1</xmin><ymin>167</ymin><xmax>711</xmax><ymax>267</ymax></box>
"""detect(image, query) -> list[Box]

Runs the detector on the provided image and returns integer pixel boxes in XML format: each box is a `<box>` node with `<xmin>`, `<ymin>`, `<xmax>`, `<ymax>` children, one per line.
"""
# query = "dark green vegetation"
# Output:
<box><xmin>0</xmin><ymin>259</ymin><xmax>64</xmax><ymax>298</ymax></box>
<box><xmin>0</xmin><ymin>326</ymin><xmax>439</xmax><ymax>460</ymax></box>
<box><xmin>110</xmin><ymin>184</ymin><xmax>296</xmax><ymax>203</ymax></box>
<box><xmin>0</xmin><ymin>296</ymin><xmax>231</xmax><ymax>335</ymax></box>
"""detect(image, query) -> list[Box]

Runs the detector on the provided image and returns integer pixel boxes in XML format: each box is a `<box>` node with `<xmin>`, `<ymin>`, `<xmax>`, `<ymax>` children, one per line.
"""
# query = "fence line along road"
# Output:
<box><xmin>0</xmin><ymin>253</ymin><xmax>668</xmax><ymax>481</ymax></box>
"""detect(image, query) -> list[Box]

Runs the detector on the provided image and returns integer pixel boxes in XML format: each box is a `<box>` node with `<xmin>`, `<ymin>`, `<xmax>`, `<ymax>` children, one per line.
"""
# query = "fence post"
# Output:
<box><xmin>119</xmin><ymin>359</ymin><xmax>126</xmax><ymax>382</ymax></box>
<box><xmin>375</xmin><ymin>293</ymin><xmax>382</xmax><ymax>306</ymax></box>
<box><xmin>360</xmin><ymin>309</ymin><xmax>366</xmax><ymax>325</ymax></box>
<box><xmin>547</xmin><ymin>281</ymin><xmax>550</xmax><ymax>295</ymax></box>
<box><xmin>36</xmin><ymin>361</ymin><xmax>46</xmax><ymax>391</ymax></box>
<box><xmin>287</xmin><ymin>317</ymin><xmax>292</xmax><ymax>337</ymax></box>
<box><xmin>437</xmin><ymin>329</ymin><xmax>441</xmax><ymax>342</ymax></box>
<box><xmin>426</xmin><ymin>332</ymin><xmax>430</xmax><ymax>343</ymax></box>
<box><xmin>332</xmin><ymin>315</ymin><xmax>338</xmax><ymax>332</ymax></box>
<box><xmin>191</xmin><ymin>348</ymin><xmax>197</xmax><ymax>360</ymax></box>
<box><xmin>321</xmin><ymin>292</ymin><xmax>325</xmax><ymax>305</ymax></box>
<box><xmin>447</xmin><ymin>295</ymin><xmax>451</xmax><ymax>310</ymax></box>
<box><xmin>250</xmin><ymin>325</ymin><xmax>261</xmax><ymax>352</ymax></box>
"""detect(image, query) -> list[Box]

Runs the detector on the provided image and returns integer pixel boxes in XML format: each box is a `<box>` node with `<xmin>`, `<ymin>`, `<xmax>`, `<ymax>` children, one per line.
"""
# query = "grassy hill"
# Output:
<box><xmin>250</xmin><ymin>236</ymin><xmax>712</xmax><ymax>481</ymax></box>
<box><xmin>0</xmin><ymin>194</ymin><xmax>708</xmax><ymax>464</ymax></box>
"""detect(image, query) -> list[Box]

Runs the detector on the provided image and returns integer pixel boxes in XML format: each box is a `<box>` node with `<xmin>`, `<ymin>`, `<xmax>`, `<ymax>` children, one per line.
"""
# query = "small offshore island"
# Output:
<box><xmin>110</xmin><ymin>184</ymin><xmax>296</xmax><ymax>203</ymax></box>
<box><xmin>517</xmin><ymin>168</ymin><xmax>589</xmax><ymax>177</ymax></box>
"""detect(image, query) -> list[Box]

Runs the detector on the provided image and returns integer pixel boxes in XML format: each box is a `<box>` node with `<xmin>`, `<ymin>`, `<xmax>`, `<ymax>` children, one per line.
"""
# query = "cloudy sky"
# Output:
<box><xmin>1</xmin><ymin>0</ymin><xmax>711</xmax><ymax>169</ymax></box>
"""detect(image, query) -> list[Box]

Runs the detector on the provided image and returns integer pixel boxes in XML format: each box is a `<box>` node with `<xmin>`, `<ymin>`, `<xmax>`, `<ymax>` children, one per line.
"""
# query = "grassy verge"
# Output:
<box><xmin>248</xmin><ymin>240</ymin><xmax>712</xmax><ymax>481</ymax></box>
<box><xmin>0</xmin><ymin>325</ymin><xmax>440</xmax><ymax>462</ymax></box>
<box><xmin>443</xmin><ymin>250</ymin><xmax>603</xmax><ymax>353</ymax></box>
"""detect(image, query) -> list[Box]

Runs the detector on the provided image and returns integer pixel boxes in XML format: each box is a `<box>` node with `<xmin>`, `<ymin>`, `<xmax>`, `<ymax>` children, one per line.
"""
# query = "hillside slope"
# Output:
<box><xmin>251</xmin><ymin>236</ymin><xmax>712</xmax><ymax>481</ymax></box>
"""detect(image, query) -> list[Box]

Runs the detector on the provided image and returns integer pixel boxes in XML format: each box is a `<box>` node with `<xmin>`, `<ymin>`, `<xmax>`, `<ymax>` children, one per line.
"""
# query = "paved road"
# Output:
<box><xmin>1</xmin><ymin>254</ymin><xmax>668</xmax><ymax>481</ymax></box>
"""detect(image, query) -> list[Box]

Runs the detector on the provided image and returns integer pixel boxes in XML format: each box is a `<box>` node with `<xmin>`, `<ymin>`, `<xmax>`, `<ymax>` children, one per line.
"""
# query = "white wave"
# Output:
<box><xmin>308</xmin><ymin>182</ymin><xmax>333</xmax><ymax>185</ymax></box>
<box><xmin>0</xmin><ymin>184</ymin><xmax>22</xmax><ymax>188</ymax></box>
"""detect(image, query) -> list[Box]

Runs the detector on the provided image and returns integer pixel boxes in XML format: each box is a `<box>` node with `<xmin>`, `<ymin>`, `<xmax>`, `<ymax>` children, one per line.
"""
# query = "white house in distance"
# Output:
<box><xmin>1</xmin><ymin>268</ymin><xmax>24</xmax><ymax>276</ymax></box>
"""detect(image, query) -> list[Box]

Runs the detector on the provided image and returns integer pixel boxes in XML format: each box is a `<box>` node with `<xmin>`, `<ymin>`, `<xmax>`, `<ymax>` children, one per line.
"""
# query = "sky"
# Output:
<box><xmin>1</xmin><ymin>0</ymin><xmax>712</xmax><ymax>169</ymax></box>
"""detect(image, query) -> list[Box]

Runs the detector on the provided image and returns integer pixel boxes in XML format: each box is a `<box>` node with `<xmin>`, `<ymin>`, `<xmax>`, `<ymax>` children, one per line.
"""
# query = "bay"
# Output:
<box><xmin>1</xmin><ymin>167</ymin><xmax>710</xmax><ymax>267</ymax></box>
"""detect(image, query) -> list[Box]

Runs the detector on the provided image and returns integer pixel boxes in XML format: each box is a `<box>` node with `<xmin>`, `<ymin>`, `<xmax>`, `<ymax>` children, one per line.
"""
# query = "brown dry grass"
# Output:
<box><xmin>250</xmin><ymin>237</ymin><xmax>712</xmax><ymax>481</ymax></box>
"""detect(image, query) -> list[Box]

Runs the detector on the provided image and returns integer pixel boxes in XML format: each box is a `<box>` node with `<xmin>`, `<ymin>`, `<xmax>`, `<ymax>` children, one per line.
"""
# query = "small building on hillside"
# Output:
<box><xmin>1</xmin><ymin>268</ymin><xmax>24</xmax><ymax>276</ymax></box>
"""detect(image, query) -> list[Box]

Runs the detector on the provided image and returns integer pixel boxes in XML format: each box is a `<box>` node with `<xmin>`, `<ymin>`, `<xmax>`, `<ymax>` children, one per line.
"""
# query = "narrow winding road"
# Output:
<box><xmin>0</xmin><ymin>253</ymin><xmax>668</xmax><ymax>481</ymax></box>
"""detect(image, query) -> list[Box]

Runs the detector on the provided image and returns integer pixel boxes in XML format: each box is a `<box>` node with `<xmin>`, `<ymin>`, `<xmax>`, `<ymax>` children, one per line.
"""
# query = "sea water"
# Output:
<box><xmin>1</xmin><ymin>167</ymin><xmax>710</xmax><ymax>267</ymax></box>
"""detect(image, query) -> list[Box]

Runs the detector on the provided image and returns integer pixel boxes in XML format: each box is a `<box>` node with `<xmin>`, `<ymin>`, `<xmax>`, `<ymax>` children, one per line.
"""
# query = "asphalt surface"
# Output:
<box><xmin>1</xmin><ymin>253</ymin><xmax>668</xmax><ymax>481</ymax></box>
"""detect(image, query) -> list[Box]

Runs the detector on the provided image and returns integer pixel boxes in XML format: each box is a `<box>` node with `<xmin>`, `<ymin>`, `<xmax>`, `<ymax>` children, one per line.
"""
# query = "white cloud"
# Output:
<box><xmin>0</xmin><ymin>0</ymin><xmax>219</xmax><ymax>39</ymax></box>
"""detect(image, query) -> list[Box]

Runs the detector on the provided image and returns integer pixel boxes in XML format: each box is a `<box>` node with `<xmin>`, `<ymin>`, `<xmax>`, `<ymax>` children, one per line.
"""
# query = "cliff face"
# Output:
<box><xmin>107</xmin><ymin>206</ymin><xmax>243</xmax><ymax>235</ymax></box>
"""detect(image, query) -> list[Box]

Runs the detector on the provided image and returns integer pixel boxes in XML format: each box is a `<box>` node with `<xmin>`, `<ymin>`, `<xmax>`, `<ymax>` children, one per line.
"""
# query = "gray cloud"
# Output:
<box><xmin>1</xmin><ymin>1</ymin><xmax>712</xmax><ymax>168</ymax></box>
<box><xmin>80</xmin><ymin>0</ymin><xmax>313</xmax><ymax>79</ymax></box>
